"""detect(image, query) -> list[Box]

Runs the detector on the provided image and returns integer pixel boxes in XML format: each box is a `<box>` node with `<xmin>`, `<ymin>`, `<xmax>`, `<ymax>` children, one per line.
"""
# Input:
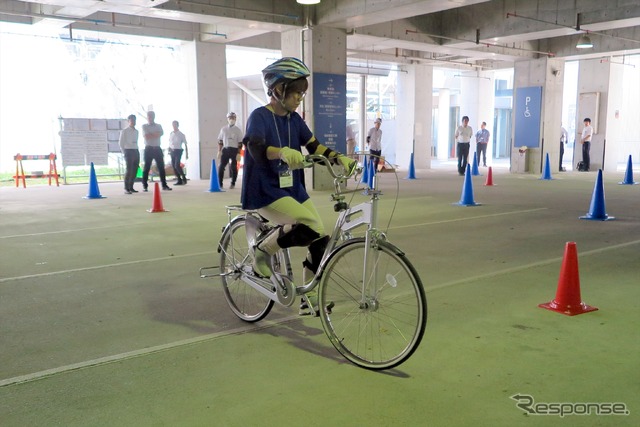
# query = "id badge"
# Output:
<box><xmin>279</xmin><ymin>169</ymin><xmax>293</xmax><ymax>188</ymax></box>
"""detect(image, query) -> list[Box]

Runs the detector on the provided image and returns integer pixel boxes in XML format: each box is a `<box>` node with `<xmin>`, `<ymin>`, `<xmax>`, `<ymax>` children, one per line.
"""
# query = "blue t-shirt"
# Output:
<box><xmin>241</xmin><ymin>106</ymin><xmax>313</xmax><ymax>210</ymax></box>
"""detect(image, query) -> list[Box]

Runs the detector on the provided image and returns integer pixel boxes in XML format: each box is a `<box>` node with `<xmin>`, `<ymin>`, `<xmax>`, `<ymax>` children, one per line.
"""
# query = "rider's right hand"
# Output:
<box><xmin>279</xmin><ymin>147</ymin><xmax>304</xmax><ymax>169</ymax></box>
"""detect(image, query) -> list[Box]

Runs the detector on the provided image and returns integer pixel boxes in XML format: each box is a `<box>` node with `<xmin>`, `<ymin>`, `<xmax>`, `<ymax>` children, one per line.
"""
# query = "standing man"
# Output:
<box><xmin>168</xmin><ymin>120</ymin><xmax>188</xmax><ymax>185</ymax></box>
<box><xmin>141</xmin><ymin>111</ymin><xmax>171</xmax><ymax>191</ymax></box>
<box><xmin>119</xmin><ymin>114</ymin><xmax>140</xmax><ymax>194</ymax></box>
<box><xmin>580</xmin><ymin>118</ymin><xmax>593</xmax><ymax>171</ymax></box>
<box><xmin>475</xmin><ymin>121</ymin><xmax>490</xmax><ymax>167</ymax></box>
<box><xmin>217</xmin><ymin>112</ymin><xmax>243</xmax><ymax>189</ymax></box>
<box><xmin>346</xmin><ymin>122</ymin><xmax>356</xmax><ymax>157</ymax></box>
<box><xmin>367</xmin><ymin>118</ymin><xmax>383</xmax><ymax>171</ymax></box>
<box><xmin>455</xmin><ymin>116</ymin><xmax>473</xmax><ymax>175</ymax></box>
<box><xmin>559</xmin><ymin>125</ymin><xmax>568</xmax><ymax>171</ymax></box>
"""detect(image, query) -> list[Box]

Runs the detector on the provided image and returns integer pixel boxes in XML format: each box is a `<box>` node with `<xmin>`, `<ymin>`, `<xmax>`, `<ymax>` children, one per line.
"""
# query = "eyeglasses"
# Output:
<box><xmin>288</xmin><ymin>90</ymin><xmax>306</xmax><ymax>99</ymax></box>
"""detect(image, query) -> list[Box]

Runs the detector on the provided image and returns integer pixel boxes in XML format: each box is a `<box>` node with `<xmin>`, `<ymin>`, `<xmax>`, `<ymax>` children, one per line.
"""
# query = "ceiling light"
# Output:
<box><xmin>576</xmin><ymin>34</ymin><xmax>593</xmax><ymax>49</ymax></box>
<box><xmin>297</xmin><ymin>0</ymin><xmax>320</xmax><ymax>4</ymax></box>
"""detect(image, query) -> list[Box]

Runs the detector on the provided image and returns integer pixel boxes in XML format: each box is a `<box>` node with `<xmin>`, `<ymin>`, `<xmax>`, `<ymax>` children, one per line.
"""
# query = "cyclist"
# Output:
<box><xmin>240</xmin><ymin>57</ymin><xmax>355</xmax><ymax>315</ymax></box>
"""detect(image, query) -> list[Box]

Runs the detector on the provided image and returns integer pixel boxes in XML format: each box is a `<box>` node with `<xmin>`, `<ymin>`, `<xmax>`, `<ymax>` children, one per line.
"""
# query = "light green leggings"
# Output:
<box><xmin>257</xmin><ymin>196</ymin><xmax>325</xmax><ymax>236</ymax></box>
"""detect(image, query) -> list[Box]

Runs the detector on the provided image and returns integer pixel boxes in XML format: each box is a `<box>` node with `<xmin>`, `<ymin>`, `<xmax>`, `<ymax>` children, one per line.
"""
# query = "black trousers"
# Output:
<box><xmin>370</xmin><ymin>149</ymin><xmax>382</xmax><ymax>172</ymax></box>
<box><xmin>123</xmin><ymin>149</ymin><xmax>140</xmax><ymax>191</ymax></box>
<box><xmin>457</xmin><ymin>142</ymin><xmax>470</xmax><ymax>174</ymax></box>
<box><xmin>218</xmin><ymin>147</ymin><xmax>239</xmax><ymax>185</ymax></box>
<box><xmin>170</xmin><ymin>149</ymin><xmax>186</xmax><ymax>182</ymax></box>
<box><xmin>476</xmin><ymin>143</ymin><xmax>487</xmax><ymax>165</ymax></box>
<box><xmin>559</xmin><ymin>140</ymin><xmax>565</xmax><ymax>170</ymax></box>
<box><xmin>142</xmin><ymin>146</ymin><xmax>168</xmax><ymax>187</ymax></box>
<box><xmin>582</xmin><ymin>141</ymin><xmax>591</xmax><ymax>170</ymax></box>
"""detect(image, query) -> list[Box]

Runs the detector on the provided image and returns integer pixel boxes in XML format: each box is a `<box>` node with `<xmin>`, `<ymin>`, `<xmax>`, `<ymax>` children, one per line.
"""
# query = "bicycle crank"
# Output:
<box><xmin>272</xmin><ymin>274</ymin><xmax>296</xmax><ymax>306</ymax></box>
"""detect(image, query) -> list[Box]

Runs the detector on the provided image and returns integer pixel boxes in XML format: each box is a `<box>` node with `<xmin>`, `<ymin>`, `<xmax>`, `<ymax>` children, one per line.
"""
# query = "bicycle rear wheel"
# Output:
<box><xmin>319</xmin><ymin>238</ymin><xmax>427</xmax><ymax>370</ymax></box>
<box><xmin>219</xmin><ymin>217</ymin><xmax>273</xmax><ymax>322</ymax></box>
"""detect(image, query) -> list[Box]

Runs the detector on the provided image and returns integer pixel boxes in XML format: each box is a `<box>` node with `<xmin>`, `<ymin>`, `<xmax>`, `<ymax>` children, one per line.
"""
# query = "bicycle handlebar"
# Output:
<box><xmin>298</xmin><ymin>154</ymin><xmax>360</xmax><ymax>180</ymax></box>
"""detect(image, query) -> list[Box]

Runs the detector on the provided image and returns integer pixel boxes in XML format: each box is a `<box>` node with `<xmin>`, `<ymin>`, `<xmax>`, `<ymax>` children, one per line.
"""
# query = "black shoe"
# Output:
<box><xmin>124</xmin><ymin>190</ymin><xmax>132</xmax><ymax>194</ymax></box>
<box><xmin>230</xmin><ymin>183</ymin><xmax>235</xmax><ymax>189</ymax></box>
<box><xmin>130</xmin><ymin>188</ymin><xmax>139</xmax><ymax>193</ymax></box>
<box><xmin>174</xmin><ymin>181</ymin><xmax>184</xmax><ymax>186</ymax></box>
<box><xmin>162</xmin><ymin>185</ymin><xmax>172</xmax><ymax>191</ymax></box>
<box><xmin>143</xmin><ymin>187</ymin><xmax>148</xmax><ymax>192</ymax></box>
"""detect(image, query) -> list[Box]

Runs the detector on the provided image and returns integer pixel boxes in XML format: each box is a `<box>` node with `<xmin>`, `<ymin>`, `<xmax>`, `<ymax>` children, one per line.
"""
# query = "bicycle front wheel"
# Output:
<box><xmin>219</xmin><ymin>217</ymin><xmax>273</xmax><ymax>322</ymax></box>
<box><xmin>319</xmin><ymin>238</ymin><xmax>427</xmax><ymax>370</ymax></box>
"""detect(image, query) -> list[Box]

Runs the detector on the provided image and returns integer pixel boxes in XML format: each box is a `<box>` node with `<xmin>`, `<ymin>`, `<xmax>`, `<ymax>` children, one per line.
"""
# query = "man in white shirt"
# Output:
<box><xmin>346</xmin><ymin>122</ymin><xmax>356</xmax><ymax>157</ymax></box>
<box><xmin>455</xmin><ymin>116</ymin><xmax>473</xmax><ymax>175</ymax></box>
<box><xmin>560</xmin><ymin>126</ymin><xmax>568</xmax><ymax>171</ymax></box>
<box><xmin>168</xmin><ymin>120</ymin><xmax>188</xmax><ymax>185</ymax></box>
<box><xmin>217</xmin><ymin>112</ymin><xmax>244</xmax><ymax>189</ymax></box>
<box><xmin>118</xmin><ymin>114</ymin><xmax>139</xmax><ymax>194</ymax></box>
<box><xmin>580</xmin><ymin>118</ymin><xmax>593</xmax><ymax>171</ymax></box>
<box><xmin>141</xmin><ymin>111</ymin><xmax>171</xmax><ymax>191</ymax></box>
<box><xmin>367</xmin><ymin>118</ymin><xmax>383</xmax><ymax>171</ymax></box>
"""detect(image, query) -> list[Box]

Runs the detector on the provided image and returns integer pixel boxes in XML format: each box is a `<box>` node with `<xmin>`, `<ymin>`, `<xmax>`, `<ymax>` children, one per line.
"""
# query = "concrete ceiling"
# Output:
<box><xmin>2</xmin><ymin>0</ymin><xmax>640</xmax><ymax>69</ymax></box>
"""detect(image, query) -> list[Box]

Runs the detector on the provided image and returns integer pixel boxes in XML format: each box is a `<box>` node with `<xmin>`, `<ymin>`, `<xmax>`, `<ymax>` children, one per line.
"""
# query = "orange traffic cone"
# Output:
<box><xmin>539</xmin><ymin>242</ymin><xmax>598</xmax><ymax>316</ymax></box>
<box><xmin>484</xmin><ymin>166</ymin><xmax>494</xmax><ymax>186</ymax></box>
<box><xmin>147</xmin><ymin>182</ymin><xmax>168</xmax><ymax>213</ymax></box>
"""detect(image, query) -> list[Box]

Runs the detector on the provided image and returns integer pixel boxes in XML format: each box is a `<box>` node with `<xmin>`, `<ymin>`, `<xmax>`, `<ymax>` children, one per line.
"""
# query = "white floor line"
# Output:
<box><xmin>0</xmin><ymin>251</ymin><xmax>215</xmax><ymax>284</ymax></box>
<box><xmin>388</xmin><ymin>207</ymin><xmax>548</xmax><ymax>230</ymax></box>
<box><xmin>0</xmin><ymin>222</ymin><xmax>161</xmax><ymax>239</ymax></box>
<box><xmin>0</xmin><ymin>315</ymin><xmax>300</xmax><ymax>388</ymax></box>
<box><xmin>427</xmin><ymin>238</ymin><xmax>640</xmax><ymax>292</ymax></box>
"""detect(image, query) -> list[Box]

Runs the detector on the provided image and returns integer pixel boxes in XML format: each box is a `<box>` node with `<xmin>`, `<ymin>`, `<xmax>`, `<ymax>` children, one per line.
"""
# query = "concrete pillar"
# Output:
<box><xmin>605</xmin><ymin>60</ymin><xmax>625</xmax><ymax>171</ymax></box>
<box><xmin>512</xmin><ymin>57</ymin><xmax>564</xmax><ymax>174</ymax></box>
<box><xmin>477</xmin><ymin>71</ymin><xmax>495</xmax><ymax>164</ymax></box>
<box><xmin>282</xmin><ymin>26</ymin><xmax>347</xmax><ymax>189</ymax></box>
<box><xmin>184</xmin><ymin>40</ymin><xmax>228</xmax><ymax>179</ymax></box>
<box><xmin>397</xmin><ymin>64</ymin><xmax>433</xmax><ymax>170</ymax></box>
<box><xmin>577</xmin><ymin>58</ymin><xmax>615</xmax><ymax>171</ymax></box>
<box><xmin>437</xmin><ymin>88</ymin><xmax>450</xmax><ymax>160</ymax></box>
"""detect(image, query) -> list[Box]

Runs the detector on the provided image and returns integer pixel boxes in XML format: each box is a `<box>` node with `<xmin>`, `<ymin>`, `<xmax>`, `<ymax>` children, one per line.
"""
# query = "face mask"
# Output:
<box><xmin>228</xmin><ymin>119</ymin><xmax>236</xmax><ymax>126</ymax></box>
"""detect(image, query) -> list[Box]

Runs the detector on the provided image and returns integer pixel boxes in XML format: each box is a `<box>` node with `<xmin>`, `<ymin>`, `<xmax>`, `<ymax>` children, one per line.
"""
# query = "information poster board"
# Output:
<box><xmin>59</xmin><ymin>118</ymin><xmax>125</xmax><ymax>167</ymax></box>
<box><xmin>514</xmin><ymin>86</ymin><xmax>542</xmax><ymax>148</ymax></box>
<box><xmin>313</xmin><ymin>73</ymin><xmax>346</xmax><ymax>153</ymax></box>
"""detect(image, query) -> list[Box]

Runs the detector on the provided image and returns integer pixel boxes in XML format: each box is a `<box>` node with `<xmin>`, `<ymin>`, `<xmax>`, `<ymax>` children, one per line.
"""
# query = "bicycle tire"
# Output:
<box><xmin>319</xmin><ymin>238</ymin><xmax>427</xmax><ymax>370</ymax></box>
<box><xmin>219</xmin><ymin>217</ymin><xmax>274</xmax><ymax>322</ymax></box>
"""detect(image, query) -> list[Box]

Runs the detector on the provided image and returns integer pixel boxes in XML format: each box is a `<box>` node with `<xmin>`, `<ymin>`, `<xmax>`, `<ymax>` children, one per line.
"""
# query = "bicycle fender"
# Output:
<box><xmin>217</xmin><ymin>215</ymin><xmax>247</xmax><ymax>253</ymax></box>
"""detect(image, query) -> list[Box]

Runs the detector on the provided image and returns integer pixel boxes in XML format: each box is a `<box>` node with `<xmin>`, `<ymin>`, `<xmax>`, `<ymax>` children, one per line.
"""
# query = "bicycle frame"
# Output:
<box><xmin>202</xmin><ymin>155</ymin><xmax>384</xmax><ymax>307</ymax></box>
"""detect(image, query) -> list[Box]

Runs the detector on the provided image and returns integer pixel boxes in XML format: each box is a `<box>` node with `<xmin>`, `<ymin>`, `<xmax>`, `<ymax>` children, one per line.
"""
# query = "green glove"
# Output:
<box><xmin>279</xmin><ymin>147</ymin><xmax>304</xmax><ymax>169</ymax></box>
<box><xmin>338</xmin><ymin>155</ymin><xmax>357</xmax><ymax>175</ymax></box>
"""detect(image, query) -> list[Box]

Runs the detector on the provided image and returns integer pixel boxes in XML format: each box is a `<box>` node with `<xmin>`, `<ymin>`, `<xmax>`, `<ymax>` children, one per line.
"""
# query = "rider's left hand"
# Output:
<box><xmin>337</xmin><ymin>155</ymin><xmax>357</xmax><ymax>175</ymax></box>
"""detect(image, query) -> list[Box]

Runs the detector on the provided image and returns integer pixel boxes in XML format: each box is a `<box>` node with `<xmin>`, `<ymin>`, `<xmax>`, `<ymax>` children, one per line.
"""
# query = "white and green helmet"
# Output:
<box><xmin>262</xmin><ymin>57</ymin><xmax>310</xmax><ymax>95</ymax></box>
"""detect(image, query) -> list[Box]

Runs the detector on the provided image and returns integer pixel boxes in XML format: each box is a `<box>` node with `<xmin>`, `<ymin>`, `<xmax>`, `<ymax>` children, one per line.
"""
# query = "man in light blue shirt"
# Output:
<box><xmin>475</xmin><ymin>121</ymin><xmax>490</xmax><ymax>167</ymax></box>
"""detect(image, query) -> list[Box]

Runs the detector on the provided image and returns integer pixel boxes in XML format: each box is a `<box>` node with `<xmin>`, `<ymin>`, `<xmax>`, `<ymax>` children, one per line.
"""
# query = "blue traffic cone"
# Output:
<box><xmin>84</xmin><ymin>162</ymin><xmax>106</xmax><ymax>199</ymax></box>
<box><xmin>580</xmin><ymin>169</ymin><xmax>614</xmax><ymax>221</ymax></box>
<box><xmin>619</xmin><ymin>155</ymin><xmax>637</xmax><ymax>185</ymax></box>
<box><xmin>367</xmin><ymin>157</ymin><xmax>375</xmax><ymax>188</ymax></box>
<box><xmin>471</xmin><ymin>153</ymin><xmax>481</xmax><ymax>176</ymax></box>
<box><xmin>207</xmin><ymin>159</ymin><xmax>223</xmax><ymax>192</ymax></box>
<box><xmin>540</xmin><ymin>153</ymin><xmax>553</xmax><ymax>180</ymax></box>
<box><xmin>406</xmin><ymin>152</ymin><xmax>416</xmax><ymax>179</ymax></box>
<box><xmin>455</xmin><ymin>164</ymin><xmax>480</xmax><ymax>206</ymax></box>
<box><xmin>360</xmin><ymin>155</ymin><xmax>369</xmax><ymax>186</ymax></box>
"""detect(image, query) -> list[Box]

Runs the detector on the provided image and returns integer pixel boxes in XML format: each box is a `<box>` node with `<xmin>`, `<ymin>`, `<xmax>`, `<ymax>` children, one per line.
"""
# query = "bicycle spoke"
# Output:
<box><xmin>320</xmin><ymin>239</ymin><xmax>426</xmax><ymax>370</ymax></box>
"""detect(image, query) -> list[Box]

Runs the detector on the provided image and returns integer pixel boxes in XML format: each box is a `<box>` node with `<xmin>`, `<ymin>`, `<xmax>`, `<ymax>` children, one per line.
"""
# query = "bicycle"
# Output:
<box><xmin>201</xmin><ymin>154</ymin><xmax>427</xmax><ymax>370</ymax></box>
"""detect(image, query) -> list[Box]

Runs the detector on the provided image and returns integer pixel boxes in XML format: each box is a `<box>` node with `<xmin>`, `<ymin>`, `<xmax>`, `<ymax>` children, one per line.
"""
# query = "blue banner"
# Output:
<box><xmin>312</xmin><ymin>72</ymin><xmax>346</xmax><ymax>153</ymax></box>
<box><xmin>514</xmin><ymin>86</ymin><xmax>542</xmax><ymax>148</ymax></box>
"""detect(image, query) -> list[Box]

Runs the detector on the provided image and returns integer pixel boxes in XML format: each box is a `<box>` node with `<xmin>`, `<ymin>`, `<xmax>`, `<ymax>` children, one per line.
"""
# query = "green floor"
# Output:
<box><xmin>1</xmin><ymin>167</ymin><xmax>638</xmax><ymax>426</ymax></box>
